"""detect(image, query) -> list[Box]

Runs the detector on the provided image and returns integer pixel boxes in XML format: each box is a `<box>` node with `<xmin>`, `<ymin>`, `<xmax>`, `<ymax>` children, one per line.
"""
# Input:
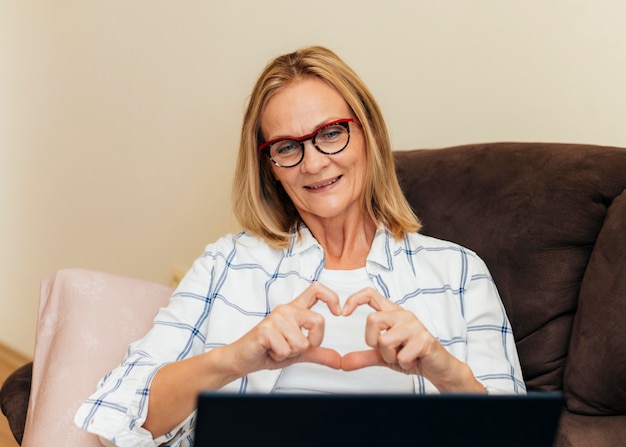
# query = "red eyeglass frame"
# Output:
<box><xmin>258</xmin><ymin>118</ymin><xmax>356</xmax><ymax>152</ymax></box>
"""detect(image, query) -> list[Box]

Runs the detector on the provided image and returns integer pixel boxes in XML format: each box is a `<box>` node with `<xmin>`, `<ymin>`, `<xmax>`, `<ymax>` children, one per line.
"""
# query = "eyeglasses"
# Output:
<box><xmin>259</xmin><ymin>118</ymin><xmax>356</xmax><ymax>168</ymax></box>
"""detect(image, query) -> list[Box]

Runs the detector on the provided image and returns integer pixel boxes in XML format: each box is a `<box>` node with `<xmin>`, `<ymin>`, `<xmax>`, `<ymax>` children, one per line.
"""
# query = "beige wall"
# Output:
<box><xmin>2</xmin><ymin>1</ymin><xmax>626</xmax><ymax>356</ymax></box>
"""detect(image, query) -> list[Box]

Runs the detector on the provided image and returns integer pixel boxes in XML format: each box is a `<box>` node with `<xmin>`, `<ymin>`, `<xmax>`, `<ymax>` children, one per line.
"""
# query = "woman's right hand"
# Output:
<box><xmin>145</xmin><ymin>282</ymin><xmax>341</xmax><ymax>438</ymax></box>
<box><xmin>224</xmin><ymin>281</ymin><xmax>343</xmax><ymax>377</ymax></box>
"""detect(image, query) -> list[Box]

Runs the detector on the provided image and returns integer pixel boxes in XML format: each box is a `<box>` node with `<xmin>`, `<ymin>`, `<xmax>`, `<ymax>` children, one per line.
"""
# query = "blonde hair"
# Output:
<box><xmin>232</xmin><ymin>46</ymin><xmax>420</xmax><ymax>248</ymax></box>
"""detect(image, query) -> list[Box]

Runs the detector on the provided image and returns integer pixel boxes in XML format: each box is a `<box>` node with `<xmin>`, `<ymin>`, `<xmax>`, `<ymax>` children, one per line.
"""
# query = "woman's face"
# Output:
<box><xmin>260</xmin><ymin>78</ymin><xmax>368</xmax><ymax>226</ymax></box>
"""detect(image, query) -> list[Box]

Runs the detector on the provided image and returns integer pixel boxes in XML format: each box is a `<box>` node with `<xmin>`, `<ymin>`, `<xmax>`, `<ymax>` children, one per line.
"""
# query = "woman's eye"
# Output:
<box><xmin>318</xmin><ymin>126</ymin><xmax>343</xmax><ymax>141</ymax></box>
<box><xmin>274</xmin><ymin>141</ymin><xmax>299</xmax><ymax>155</ymax></box>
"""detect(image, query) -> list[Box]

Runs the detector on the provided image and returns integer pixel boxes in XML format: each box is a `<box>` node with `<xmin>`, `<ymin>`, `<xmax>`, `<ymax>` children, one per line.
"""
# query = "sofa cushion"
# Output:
<box><xmin>394</xmin><ymin>142</ymin><xmax>626</xmax><ymax>390</ymax></box>
<box><xmin>564</xmin><ymin>190</ymin><xmax>626</xmax><ymax>415</ymax></box>
<box><xmin>555</xmin><ymin>411</ymin><xmax>626</xmax><ymax>447</ymax></box>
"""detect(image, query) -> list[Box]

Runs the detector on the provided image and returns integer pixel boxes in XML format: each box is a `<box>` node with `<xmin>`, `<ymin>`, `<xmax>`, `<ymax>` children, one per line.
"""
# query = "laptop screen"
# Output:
<box><xmin>194</xmin><ymin>392</ymin><xmax>563</xmax><ymax>447</ymax></box>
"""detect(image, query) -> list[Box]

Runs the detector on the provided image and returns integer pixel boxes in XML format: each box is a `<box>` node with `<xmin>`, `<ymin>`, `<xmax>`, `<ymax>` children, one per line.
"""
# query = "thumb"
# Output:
<box><xmin>296</xmin><ymin>347</ymin><xmax>342</xmax><ymax>369</ymax></box>
<box><xmin>341</xmin><ymin>350</ymin><xmax>385</xmax><ymax>371</ymax></box>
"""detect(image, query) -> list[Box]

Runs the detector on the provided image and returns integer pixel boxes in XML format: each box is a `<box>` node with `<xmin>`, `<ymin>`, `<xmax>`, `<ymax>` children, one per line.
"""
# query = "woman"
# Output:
<box><xmin>75</xmin><ymin>46</ymin><xmax>525</xmax><ymax>447</ymax></box>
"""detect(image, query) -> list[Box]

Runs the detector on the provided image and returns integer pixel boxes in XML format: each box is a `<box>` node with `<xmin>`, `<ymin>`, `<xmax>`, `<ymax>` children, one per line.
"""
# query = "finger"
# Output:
<box><xmin>298</xmin><ymin>311</ymin><xmax>326</xmax><ymax>348</ymax></box>
<box><xmin>292</xmin><ymin>282</ymin><xmax>342</xmax><ymax>316</ymax></box>
<box><xmin>341</xmin><ymin>350</ymin><xmax>385</xmax><ymax>371</ymax></box>
<box><xmin>394</xmin><ymin>331</ymin><xmax>439</xmax><ymax>372</ymax></box>
<box><xmin>362</xmin><ymin>305</ymin><xmax>423</xmax><ymax>348</ymax></box>
<box><xmin>343</xmin><ymin>287</ymin><xmax>397</xmax><ymax>316</ymax></box>
<box><xmin>378</xmin><ymin>340</ymin><xmax>402</xmax><ymax>365</ymax></box>
<box><xmin>266</xmin><ymin>332</ymin><xmax>300</xmax><ymax>362</ymax></box>
<box><xmin>297</xmin><ymin>347</ymin><xmax>342</xmax><ymax>369</ymax></box>
<box><xmin>275</xmin><ymin>305</ymin><xmax>329</xmax><ymax>351</ymax></box>
<box><xmin>367</xmin><ymin>315</ymin><xmax>427</xmax><ymax>366</ymax></box>
<box><xmin>396</xmin><ymin>344</ymin><xmax>421</xmax><ymax>371</ymax></box>
<box><xmin>364</xmin><ymin>320</ymin><xmax>402</xmax><ymax>365</ymax></box>
<box><xmin>364</xmin><ymin>314</ymin><xmax>392</xmax><ymax>349</ymax></box>
<box><xmin>261</xmin><ymin>308</ymin><xmax>318</xmax><ymax>361</ymax></box>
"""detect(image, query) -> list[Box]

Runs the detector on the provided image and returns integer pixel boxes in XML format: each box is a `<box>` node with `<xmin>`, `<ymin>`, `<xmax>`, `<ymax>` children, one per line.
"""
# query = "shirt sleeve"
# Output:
<box><xmin>74</xmin><ymin>241</ymin><xmax>224</xmax><ymax>446</ymax></box>
<box><xmin>462</xmin><ymin>253</ymin><xmax>526</xmax><ymax>394</ymax></box>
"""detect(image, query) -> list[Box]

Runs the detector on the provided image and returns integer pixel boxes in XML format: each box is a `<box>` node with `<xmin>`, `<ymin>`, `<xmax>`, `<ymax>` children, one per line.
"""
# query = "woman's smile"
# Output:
<box><xmin>304</xmin><ymin>175</ymin><xmax>342</xmax><ymax>191</ymax></box>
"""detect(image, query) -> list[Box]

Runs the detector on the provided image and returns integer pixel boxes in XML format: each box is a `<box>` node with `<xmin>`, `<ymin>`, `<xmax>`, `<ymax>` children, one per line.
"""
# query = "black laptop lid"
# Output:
<box><xmin>194</xmin><ymin>392</ymin><xmax>563</xmax><ymax>447</ymax></box>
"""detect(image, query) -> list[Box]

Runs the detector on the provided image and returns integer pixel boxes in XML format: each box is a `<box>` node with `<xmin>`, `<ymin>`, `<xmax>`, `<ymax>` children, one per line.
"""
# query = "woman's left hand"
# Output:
<box><xmin>340</xmin><ymin>287</ymin><xmax>485</xmax><ymax>393</ymax></box>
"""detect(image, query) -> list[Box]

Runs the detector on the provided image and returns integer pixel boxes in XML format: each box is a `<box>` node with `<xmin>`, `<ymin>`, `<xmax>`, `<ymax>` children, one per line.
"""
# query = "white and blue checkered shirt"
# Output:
<box><xmin>75</xmin><ymin>225</ymin><xmax>525</xmax><ymax>447</ymax></box>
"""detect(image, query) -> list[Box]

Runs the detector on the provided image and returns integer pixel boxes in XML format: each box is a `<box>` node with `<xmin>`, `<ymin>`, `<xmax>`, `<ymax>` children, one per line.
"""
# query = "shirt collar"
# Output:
<box><xmin>366</xmin><ymin>226</ymin><xmax>394</xmax><ymax>270</ymax></box>
<box><xmin>286</xmin><ymin>224</ymin><xmax>396</xmax><ymax>271</ymax></box>
<box><xmin>286</xmin><ymin>224</ymin><xmax>320</xmax><ymax>257</ymax></box>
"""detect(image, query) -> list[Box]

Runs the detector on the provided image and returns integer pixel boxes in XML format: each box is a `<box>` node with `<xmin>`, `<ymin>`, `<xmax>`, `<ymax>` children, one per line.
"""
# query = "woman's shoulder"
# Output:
<box><xmin>404</xmin><ymin>231</ymin><xmax>473</xmax><ymax>252</ymax></box>
<box><xmin>201</xmin><ymin>231</ymin><xmax>284</xmax><ymax>259</ymax></box>
<box><xmin>377</xmin><ymin>232</ymin><xmax>492</xmax><ymax>288</ymax></box>
<box><xmin>399</xmin><ymin>231</ymin><xmax>487</xmax><ymax>265</ymax></box>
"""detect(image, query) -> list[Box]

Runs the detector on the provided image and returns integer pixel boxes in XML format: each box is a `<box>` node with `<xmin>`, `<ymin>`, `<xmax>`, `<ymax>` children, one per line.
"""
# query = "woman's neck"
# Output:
<box><xmin>303</xmin><ymin>214</ymin><xmax>377</xmax><ymax>270</ymax></box>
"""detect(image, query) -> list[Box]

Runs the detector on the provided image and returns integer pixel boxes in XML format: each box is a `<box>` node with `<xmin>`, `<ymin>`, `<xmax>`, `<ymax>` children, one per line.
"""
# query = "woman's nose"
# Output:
<box><xmin>300</xmin><ymin>140</ymin><xmax>329</xmax><ymax>173</ymax></box>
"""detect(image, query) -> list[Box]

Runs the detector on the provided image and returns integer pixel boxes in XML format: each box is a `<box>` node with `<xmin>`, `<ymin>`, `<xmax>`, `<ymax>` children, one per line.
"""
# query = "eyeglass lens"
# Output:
<box><xmin>268</xmin><ymin>121</ymin><xmax>351</xmax><ymax>168</ymax></box>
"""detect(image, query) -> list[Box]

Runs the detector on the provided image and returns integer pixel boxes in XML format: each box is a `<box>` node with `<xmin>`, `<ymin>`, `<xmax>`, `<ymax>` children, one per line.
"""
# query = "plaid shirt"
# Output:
<box><xmin>75</xmin><ymin>225</ymin><xmax>525</xmax><ymax>446</ymax></box>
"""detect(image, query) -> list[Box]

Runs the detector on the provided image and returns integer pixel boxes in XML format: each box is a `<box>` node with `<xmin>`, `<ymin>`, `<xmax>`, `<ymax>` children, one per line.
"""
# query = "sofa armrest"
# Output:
<box><xmin>0</xmin><ymin>361</ymin><xmax>32</xmax><ymax>445</ymax></box>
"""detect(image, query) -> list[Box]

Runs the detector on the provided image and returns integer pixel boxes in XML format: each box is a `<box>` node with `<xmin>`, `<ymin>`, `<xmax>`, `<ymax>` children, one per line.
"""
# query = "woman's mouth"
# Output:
<box><xmin>305</xmin><ymin>176</ymin><xmax>342</xmax><ymax>190</ymax></box>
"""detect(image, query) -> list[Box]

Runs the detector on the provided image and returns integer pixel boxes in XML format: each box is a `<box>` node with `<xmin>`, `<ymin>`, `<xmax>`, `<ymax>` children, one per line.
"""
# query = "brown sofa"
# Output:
<box><xmin>2</xmin><ymin>142</ymin><xmax>626</xmax><ymax>446</ymax></box>
<box><xmin>394</xmin><ymin>142</ymin><xmax>626</xmax><ymax>447</ymax></box>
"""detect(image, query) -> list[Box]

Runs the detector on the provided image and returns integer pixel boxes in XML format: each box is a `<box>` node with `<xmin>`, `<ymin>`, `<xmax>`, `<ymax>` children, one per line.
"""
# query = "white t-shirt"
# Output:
<box><xmin>273</xmin><ymin>268</ymin><xmax>414</xmax><ymax>394</ymax></box>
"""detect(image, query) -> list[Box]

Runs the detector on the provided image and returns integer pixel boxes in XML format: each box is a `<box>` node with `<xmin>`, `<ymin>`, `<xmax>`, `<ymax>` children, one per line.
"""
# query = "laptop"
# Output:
<box><xmin>194</xmin><ymin>391</ymin><xmax>563</xmax><ymax>446</ymax></box>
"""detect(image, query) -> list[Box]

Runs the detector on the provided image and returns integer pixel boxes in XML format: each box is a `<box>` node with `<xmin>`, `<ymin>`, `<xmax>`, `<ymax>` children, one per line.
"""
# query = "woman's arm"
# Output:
<box><xmin>458</xmin><ymin>256</ymin><xmax>526</xmax><ymax>394</ymax></box>
<box><xmin>142</xmin><ymin>346</ymin><xmax>238</xmax><ymax>437</ymax></box>
<box><xmin>143</xmin><ymin>281</ymin><xmax>344</xmax><ymax>438</ymax></box>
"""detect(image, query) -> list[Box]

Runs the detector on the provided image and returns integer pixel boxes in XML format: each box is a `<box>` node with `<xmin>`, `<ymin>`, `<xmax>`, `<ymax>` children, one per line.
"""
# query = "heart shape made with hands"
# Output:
<box><xmin>297</xmin><ymin>285</ymin><xmax>403</xmax><ymax>371</ymax></box>
<box><xmin>284</xmin><ymin>284</ymin><xmax>479</xmax><ymax>392</ymax></box>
